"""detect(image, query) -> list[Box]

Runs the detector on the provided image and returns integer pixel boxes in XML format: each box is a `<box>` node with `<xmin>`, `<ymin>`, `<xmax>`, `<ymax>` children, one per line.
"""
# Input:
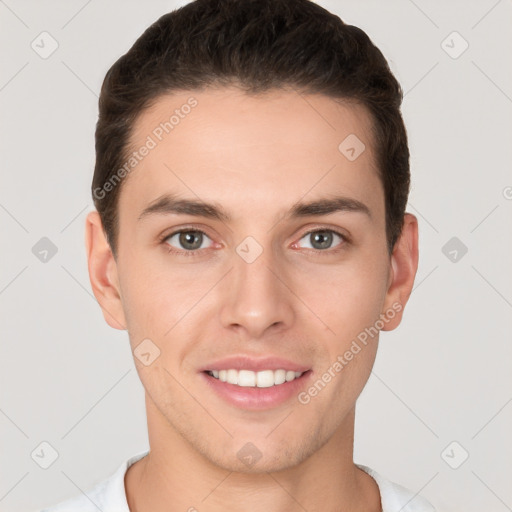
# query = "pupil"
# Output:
<box><xmin>180</xmin><ymin>231</ymin><xmax>202</xmax><ymax>250</ymax></box>
<box><xmin>312</xmin><ymin>231</ymin><xmax>332</xmax><ymax>249</ymax></box>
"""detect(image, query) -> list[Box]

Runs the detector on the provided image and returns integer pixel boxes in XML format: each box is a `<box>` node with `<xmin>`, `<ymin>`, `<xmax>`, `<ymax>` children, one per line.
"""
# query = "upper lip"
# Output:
<box><xmin>199</xmin><ymin>355</ymin><xmax>310</xmax><ymax>373</ymax></box>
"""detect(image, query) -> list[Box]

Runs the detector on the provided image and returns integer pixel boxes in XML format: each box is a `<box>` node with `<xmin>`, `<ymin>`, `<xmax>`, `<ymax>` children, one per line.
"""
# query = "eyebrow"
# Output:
<box><xmin>137</xmin><ymin>193</ymin><xmax>372</xmax><ymax>223</ymax></box>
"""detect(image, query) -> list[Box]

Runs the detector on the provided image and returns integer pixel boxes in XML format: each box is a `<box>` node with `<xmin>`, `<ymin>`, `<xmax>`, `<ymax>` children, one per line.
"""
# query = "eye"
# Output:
<box><xmin>295</xmin><ymin>228</ymin><xmax>347</xmax><ymax>252</ymax></box>
<box><xmin>163</xmin><ymin>229</ymin><xmax>214</xmax><ymax>254</ymax></box>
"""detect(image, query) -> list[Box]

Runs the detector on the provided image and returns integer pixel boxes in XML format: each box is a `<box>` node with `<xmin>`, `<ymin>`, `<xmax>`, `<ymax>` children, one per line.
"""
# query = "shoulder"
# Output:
<box><xmin>38</xmin><ymin>450</ymin><xmax>149</xmax><ymax>512</ymax></box>
<box><xmin>39</xmin><ymin>481</ymin><xmax>109</xmax><ymax>512</ymax></box>
<box><xmin>357</xmin><ymin>464</ymin><xmax>436</xmax><ymax>512</ymax></box>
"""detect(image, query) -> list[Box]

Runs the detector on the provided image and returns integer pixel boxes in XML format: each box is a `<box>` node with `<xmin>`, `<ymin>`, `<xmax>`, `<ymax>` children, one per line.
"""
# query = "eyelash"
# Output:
<box><xmin>159</xmin><ymin>226</ymin><xmax>350</xmax><ymax>258</ymax></box>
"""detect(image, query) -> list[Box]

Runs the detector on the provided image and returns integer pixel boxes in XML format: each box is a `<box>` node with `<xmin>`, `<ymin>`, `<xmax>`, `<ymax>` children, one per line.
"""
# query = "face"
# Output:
<box><xmin>86</xmin><ymin>86</ymin><xmax>417</xmax><ymax>473</ymax></box>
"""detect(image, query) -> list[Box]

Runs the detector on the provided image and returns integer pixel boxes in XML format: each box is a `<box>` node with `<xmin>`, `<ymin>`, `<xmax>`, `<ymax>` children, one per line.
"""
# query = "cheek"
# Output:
<box><xmin>118</xmin><ymin>256</ymin><xmax>213</xmax><ymax>357</ymax></box>
<box><xmin>118</xmin><ymin>235</ymin><xmax>389</xmax><ymax>348</ymax></box>
<box><xmin>116</xmin><ymin>254</ymin><xmax>172</xmax><ymax>341</ymax></box>
<box><xmin>295</xmin><ymin>257</ymin><xmax>389</xmax><ymax>341</ymax></box>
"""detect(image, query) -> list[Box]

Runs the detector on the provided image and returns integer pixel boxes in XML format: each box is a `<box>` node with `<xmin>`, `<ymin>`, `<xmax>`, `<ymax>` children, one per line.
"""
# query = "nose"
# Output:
<box><xmin>219</xmin><ymin>243</ymin><xmax>295</xmax><ymax>339</ymax></box>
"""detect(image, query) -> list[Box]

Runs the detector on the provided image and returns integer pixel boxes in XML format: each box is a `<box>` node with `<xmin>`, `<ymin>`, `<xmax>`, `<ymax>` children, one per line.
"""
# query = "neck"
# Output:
<box><xmin>125</xmin><ymin>395</ymin><xmax>381</xmax><ymax>512</ymax></box>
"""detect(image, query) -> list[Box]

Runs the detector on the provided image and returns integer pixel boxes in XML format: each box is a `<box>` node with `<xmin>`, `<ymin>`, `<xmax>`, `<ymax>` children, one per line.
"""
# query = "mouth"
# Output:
<box><xmin>201</xmin><ymin>368</ymin><xmax>313</xmax><ymax>410</ymax></box>
<box><xmin>204</xmin><ymin>368</ymin><xmax>306</xmax><ymax>388</ymax></box>
<box><xmin>199</xmin><ymin>355</ymin><xmax>312</xmax><ymax>410</ymax></box>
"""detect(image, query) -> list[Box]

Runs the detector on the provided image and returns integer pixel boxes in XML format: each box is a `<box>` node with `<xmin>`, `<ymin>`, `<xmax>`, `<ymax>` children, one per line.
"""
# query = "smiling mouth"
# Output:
<box><xmin>204</xmin><ymin>369</ymin><xmax>309</xmax><ymax>388</ymax></box>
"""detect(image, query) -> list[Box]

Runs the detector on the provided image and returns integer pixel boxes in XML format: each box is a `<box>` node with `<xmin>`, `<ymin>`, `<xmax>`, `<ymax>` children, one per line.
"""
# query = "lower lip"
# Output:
<box><xmin>200</xmin><ymin>370</ymin><xmax>313</xmax><ymax>411</ymax></box>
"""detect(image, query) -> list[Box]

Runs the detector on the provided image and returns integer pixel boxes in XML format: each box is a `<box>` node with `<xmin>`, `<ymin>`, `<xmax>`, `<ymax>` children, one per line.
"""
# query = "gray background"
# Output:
<box><xmin>1</xmin><ymin>1</ymin><xmax>511</xmax><ymax>511</ymax></box>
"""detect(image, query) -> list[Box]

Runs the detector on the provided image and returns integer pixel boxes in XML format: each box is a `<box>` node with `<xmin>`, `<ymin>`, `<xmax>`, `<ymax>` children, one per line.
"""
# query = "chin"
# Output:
<box><xmin>210</xmin><ymin>450</ymin><xmax>304</xmax><ymax>474</ymax></box>
<box><xmin>198</xmin><ymin>429</ymin><xmax>325</xmax><ymax>475</ymax></box>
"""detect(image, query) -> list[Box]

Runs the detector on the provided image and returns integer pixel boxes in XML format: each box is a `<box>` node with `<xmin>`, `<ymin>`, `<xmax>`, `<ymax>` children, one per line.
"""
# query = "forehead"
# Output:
<box><xmin>119</xmin><ymin>87</ymin><xmax>384</xmax><ymax>226</ymax></box>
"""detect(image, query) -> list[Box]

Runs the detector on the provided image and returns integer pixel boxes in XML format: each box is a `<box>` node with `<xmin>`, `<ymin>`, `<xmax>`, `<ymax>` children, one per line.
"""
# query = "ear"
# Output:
<box><xmin>84</xmin><ymin>210</ymin><xmax>127</xmax><ymax>330</ymax></box>
<box><xmin>380</xmin><ymin>213</ymin><xmax>419</xmax><ymax>331</ymax></box>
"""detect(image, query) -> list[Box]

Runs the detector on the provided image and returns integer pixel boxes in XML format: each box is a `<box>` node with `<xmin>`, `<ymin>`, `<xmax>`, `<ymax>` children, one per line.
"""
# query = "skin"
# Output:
<box><xmin>85</xmin><ymin>86</ymin><xmax>418</xmax><ymax>512</ymax></box>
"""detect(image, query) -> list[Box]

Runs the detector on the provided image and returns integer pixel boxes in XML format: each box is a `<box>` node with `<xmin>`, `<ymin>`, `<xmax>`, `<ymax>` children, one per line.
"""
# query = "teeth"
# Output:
<box><xmin>275</xmin><ymin>369</ymin><xmax>286</xmax><ymax>385</ymax></box>
<box><xmin>208</xmin><ymin>369</ymin><xmax>305</xmax><ymax>387</ymax></box>
<box><xmin>227</xmin><ymin>369</ymin><xmax>238</xmax><ymax>384</ymax></box>
<box><xmin>238</xmin><ymin>370</ymin><xmax>256</xmax><ymax>386</ymax></box>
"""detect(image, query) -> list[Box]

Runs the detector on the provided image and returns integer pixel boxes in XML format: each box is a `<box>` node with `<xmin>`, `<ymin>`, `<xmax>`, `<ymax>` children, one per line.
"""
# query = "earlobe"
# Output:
<box><xmin>381</xmin><ymin>213</ymin><xmax>419</xmax><ymax>331</ymax></box>
<box><xmin>84</xmin><ymin>211</ymin><xmax>127</xmax><ymax>330</ymax></box>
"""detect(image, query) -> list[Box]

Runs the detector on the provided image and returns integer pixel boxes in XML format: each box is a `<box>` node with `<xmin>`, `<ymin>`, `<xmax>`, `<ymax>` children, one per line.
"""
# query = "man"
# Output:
<box><xmin>41</xmin><ymin>0</ymin><xmax>435</xmax><ymax>510</ymax></box>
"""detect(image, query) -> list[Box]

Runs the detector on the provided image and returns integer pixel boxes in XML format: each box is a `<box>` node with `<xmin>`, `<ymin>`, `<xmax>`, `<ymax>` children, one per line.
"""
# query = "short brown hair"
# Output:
<box><xmin>92</xmin><ymin>0</ymin><xmax>409</xmax><ymax>258</ymax></box>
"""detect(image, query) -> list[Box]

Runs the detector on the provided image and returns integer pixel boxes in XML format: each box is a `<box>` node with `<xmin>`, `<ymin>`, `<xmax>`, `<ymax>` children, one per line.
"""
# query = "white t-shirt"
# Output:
<box><xmin>39</xmin><ymin>450</ymin><xmax>436</xmax><ymax>512</ymax></box>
